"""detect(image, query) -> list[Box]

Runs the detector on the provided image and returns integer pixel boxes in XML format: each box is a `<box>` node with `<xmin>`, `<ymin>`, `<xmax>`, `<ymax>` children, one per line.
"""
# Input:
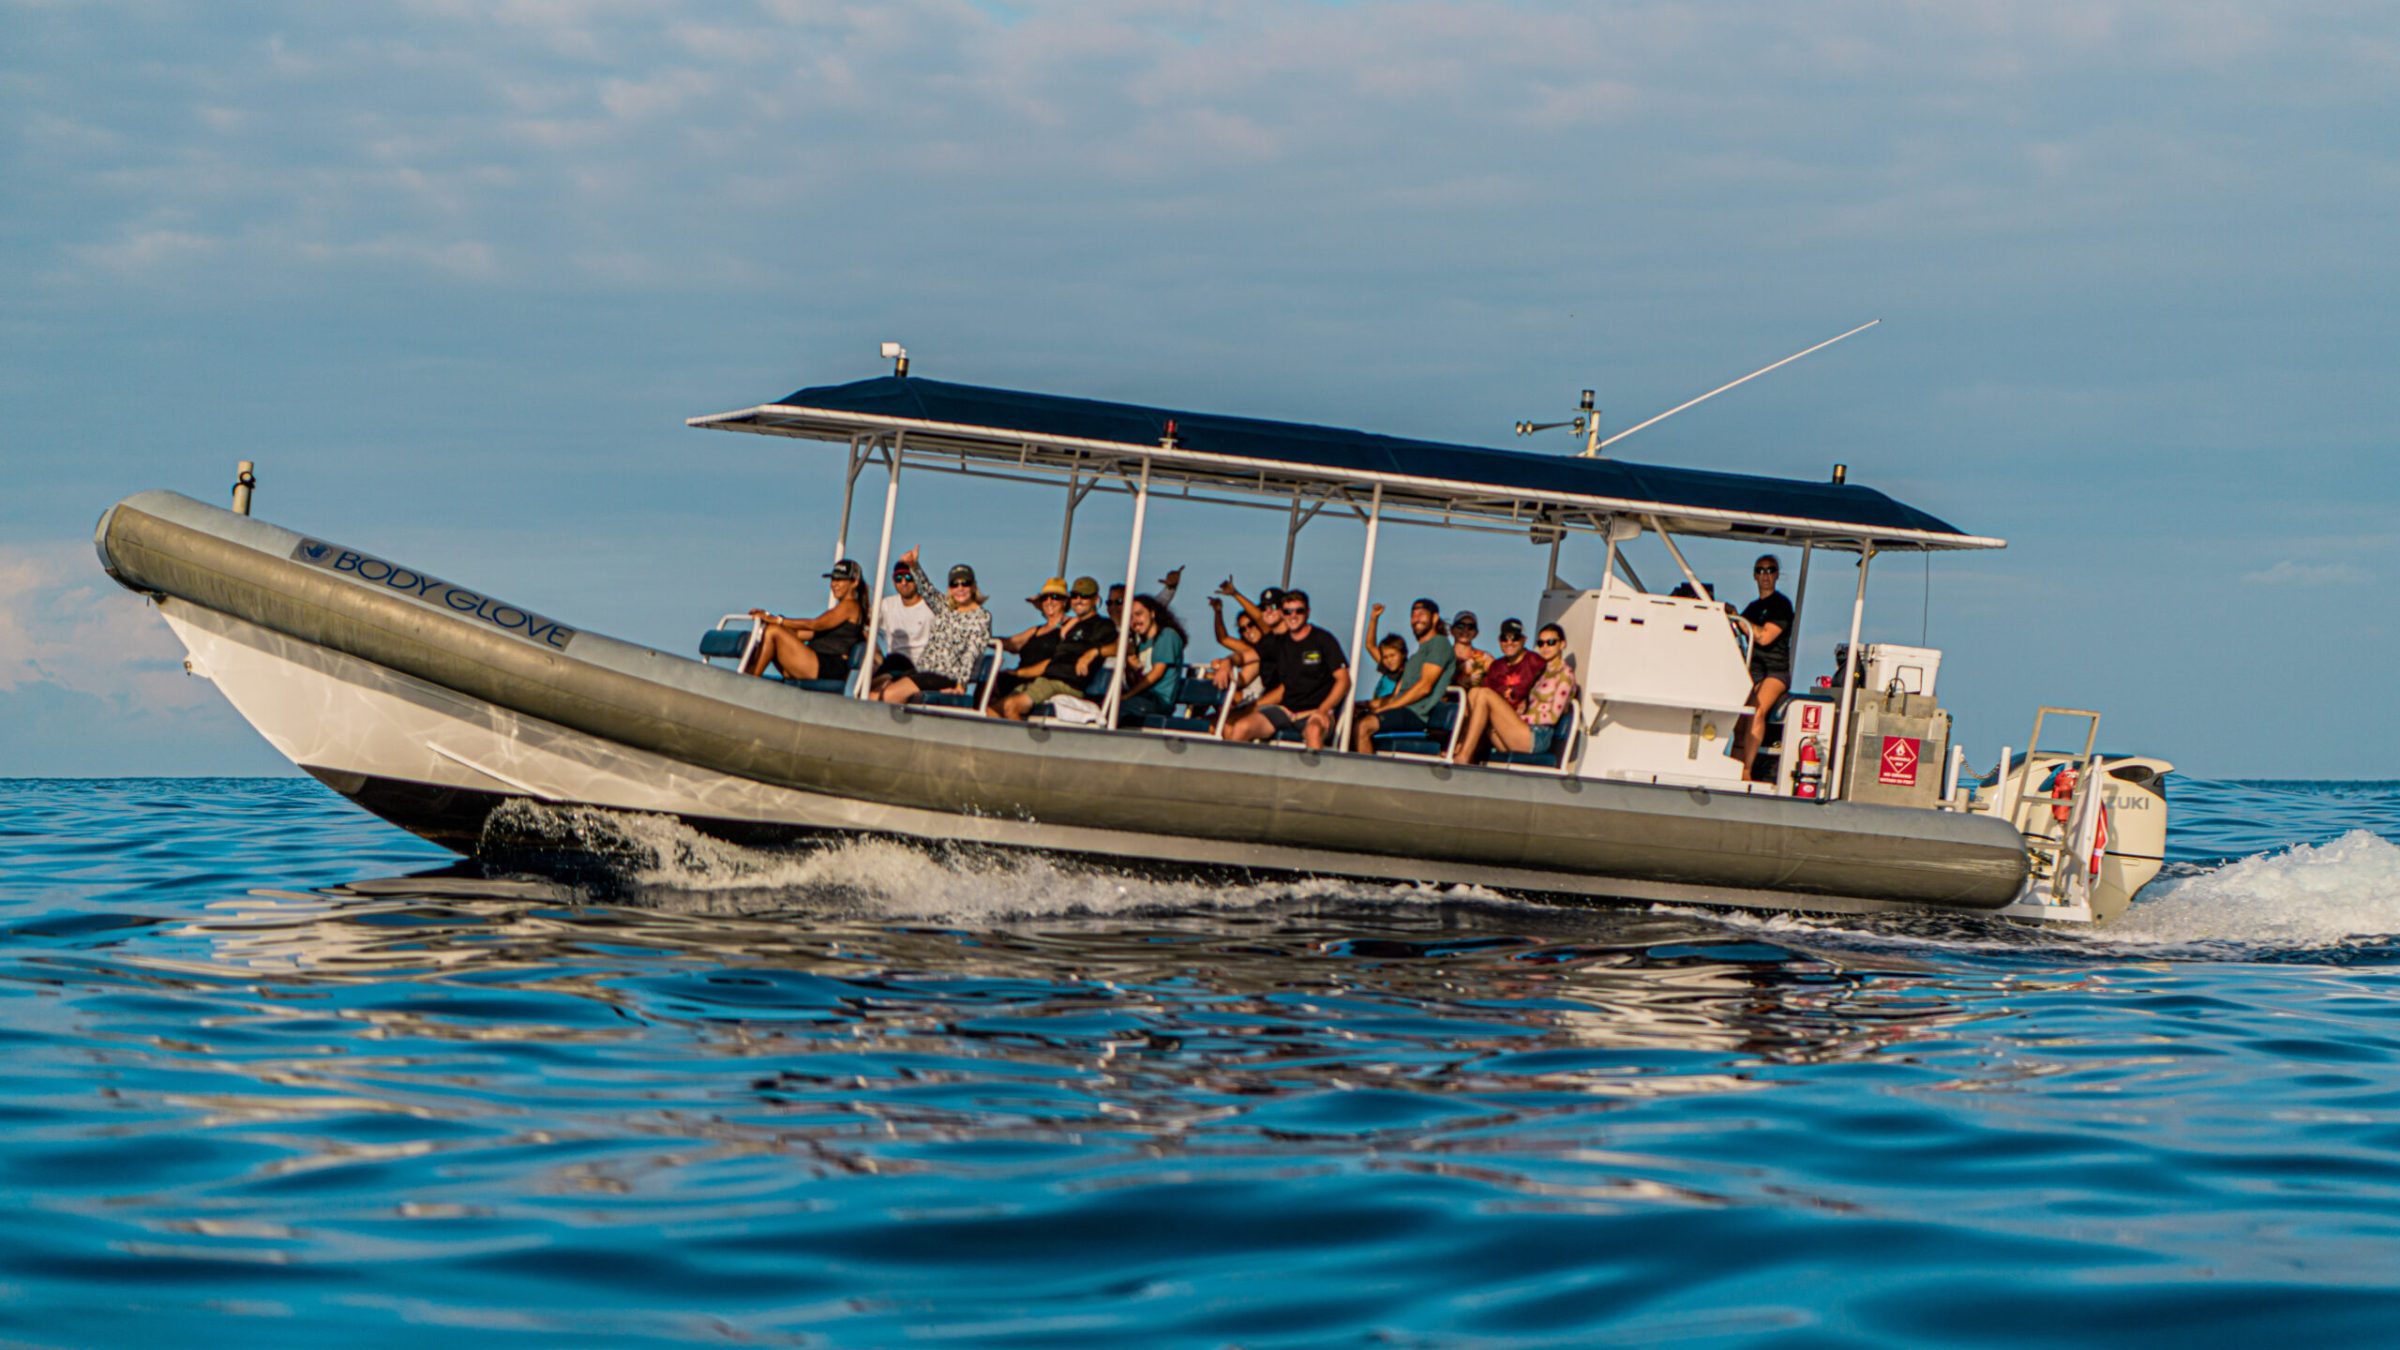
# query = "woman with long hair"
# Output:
<box><xmin>878</xmin><ymin>547</ymin><xmax>994</xmax><ymax>705</ymax></box>
<box><xmin>743</xmin><ymin>560</ymin><xmax>867</xmax><ymax>685</ymax></box>
<box><xmin>1449</xmin><ymin>623</ymin><xmax>1578</xmax><ymax>765</ymax></box>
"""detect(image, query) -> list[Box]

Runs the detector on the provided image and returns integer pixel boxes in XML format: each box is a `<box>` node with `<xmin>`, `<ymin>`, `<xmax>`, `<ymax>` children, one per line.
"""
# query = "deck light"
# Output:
<box><xmin>880</xmin><ymin>341</ymin><xmax>910</xmax><ymax>377</ymax></box>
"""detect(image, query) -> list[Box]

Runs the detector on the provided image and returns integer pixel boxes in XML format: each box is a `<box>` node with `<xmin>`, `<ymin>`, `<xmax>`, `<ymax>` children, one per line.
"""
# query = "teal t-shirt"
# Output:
<box><xmin>1396</xmin><ymin>636</ymin><xmax>1455</xmax><ymax>718</ymax></box>
<box><xmin>1141</xmin><ymin>628</ymin><xmax>1185</xmax><ymax>705</ymax></box>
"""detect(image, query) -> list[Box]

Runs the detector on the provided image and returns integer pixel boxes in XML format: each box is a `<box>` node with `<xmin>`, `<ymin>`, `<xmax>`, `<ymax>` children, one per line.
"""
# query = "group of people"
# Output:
<box><xmin>741</xmin><ymin>554</ymin><xmax>1189</xmax><ymax>726</ymax></box>
<box><xmin>738</xmin><ymin>548</ymin><xmax>1796</xmax><ymax>777</ymax></box>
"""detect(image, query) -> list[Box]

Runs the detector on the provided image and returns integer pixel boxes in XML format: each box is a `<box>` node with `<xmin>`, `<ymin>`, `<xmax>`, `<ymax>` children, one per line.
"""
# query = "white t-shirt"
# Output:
<box><xmin>878</xmin><ymin>596</ymin><xmax>935</xmax><ymax>661</ymax></box>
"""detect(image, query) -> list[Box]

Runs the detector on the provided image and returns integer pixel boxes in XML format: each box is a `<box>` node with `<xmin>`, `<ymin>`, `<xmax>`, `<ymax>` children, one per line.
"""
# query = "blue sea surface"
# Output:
<box><xmin>5</xmin><ymin>777</ymin><xmax>2400</xmax><ymax>1346</ymax></box>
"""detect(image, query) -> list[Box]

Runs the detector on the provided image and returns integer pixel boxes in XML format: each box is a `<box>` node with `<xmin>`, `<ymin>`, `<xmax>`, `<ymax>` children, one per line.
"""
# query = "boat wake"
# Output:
<box><xmin>475</xmin><ymin>801</ymin><xmax>2400</xmax><ymax>958</ymax></box>
<box><xmin>2108</xmin><ymin>829</ymin><xmax>2400</xmax><ymax>951</ymax></box>
<box><xmin>475</xmin><ymin>799</ymin><xmax>1508</xmax><ymax>921</ymax></box>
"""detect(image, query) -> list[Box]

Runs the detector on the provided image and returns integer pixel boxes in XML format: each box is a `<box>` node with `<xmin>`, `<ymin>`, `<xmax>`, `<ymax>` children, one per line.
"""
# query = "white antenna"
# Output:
<box><xmin>1582</xmin><ymin>319</ymin><xmax>1879</xmax><ymax>457</ymax></box>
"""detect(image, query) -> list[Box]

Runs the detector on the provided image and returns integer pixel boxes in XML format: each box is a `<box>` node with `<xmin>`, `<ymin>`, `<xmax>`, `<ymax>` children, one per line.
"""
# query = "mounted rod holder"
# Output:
<box><xmin>232</xmin><ymin>461</ymin><xmax>257</xmax><ymax>516</ymax></box>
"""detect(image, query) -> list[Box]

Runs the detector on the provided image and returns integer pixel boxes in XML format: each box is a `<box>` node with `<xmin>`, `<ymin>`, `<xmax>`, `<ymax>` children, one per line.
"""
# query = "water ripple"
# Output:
<box><xmin>4</xmin><ymin>776</ymin><xmax>2400</xmax><ymax>1343</ymax></box>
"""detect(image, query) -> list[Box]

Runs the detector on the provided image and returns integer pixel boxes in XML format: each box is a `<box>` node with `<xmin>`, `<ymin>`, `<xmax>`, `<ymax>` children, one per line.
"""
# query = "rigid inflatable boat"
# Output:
<box><xmin>95</xmin><ymin>359</ymin><xmax>2169</xmax><ymax>922</ymax></box>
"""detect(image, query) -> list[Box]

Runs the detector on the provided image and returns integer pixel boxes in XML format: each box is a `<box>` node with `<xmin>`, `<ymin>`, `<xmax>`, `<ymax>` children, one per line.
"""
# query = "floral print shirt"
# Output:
<box><xmin>1525</xmin><ymin>662</ymin><xmax>1577</xmax><ymax>729</ymax></box>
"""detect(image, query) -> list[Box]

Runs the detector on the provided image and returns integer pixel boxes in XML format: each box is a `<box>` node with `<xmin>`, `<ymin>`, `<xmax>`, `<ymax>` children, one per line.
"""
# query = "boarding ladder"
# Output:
<box><xmin>1989</xmin><ymin>707</ymin><xmax>2111</xmax><ymax>923</ymax></box>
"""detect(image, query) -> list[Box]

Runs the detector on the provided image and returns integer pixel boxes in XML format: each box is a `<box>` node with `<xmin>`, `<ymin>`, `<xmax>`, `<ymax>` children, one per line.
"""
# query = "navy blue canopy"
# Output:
<box><xmin>692</xmin><ymin>375</ymin><xmax>1998</xmax><ymax>550</ymax></box>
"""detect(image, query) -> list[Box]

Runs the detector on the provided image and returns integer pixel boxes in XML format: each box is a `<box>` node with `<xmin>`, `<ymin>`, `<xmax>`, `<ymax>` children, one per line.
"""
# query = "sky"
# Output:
<box><xmin>3</xmin><ymin>0</ymin><xmax>2394</xmax><ymax>778</ymax></box>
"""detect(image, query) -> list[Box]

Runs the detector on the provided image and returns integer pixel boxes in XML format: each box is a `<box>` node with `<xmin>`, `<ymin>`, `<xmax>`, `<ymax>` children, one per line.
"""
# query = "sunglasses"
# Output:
<box><xmin>1536</xmin><ymin>636</ymin><xmax>1562</xmax><ymax>647</ymax></box>
<box><xmin>1281</xmin><ymin>604</ymin><xmax>1307</xmax><ymax>615</ymax></box>
<box><xmin>1755</xmin><ymin>567</ymin><xmax>1778</xmax><ymax>575</ymax></box>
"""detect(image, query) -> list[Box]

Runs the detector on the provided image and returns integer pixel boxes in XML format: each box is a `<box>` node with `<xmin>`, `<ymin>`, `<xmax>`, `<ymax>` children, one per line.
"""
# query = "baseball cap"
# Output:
<box><xmin>825</xmin><ymin>559</ymin><xmax>861</xmax><ymax>582</ymax></box>
<box><xmin>948</xmin><ymin>563</ymin><xmax>977</xmax><ymax>587</ymax></box>
<box><xmin>1498</xmin><ymin>617</ymin><xmax>1525</xmax><ymax>641</ymax></box>
<box><xmin>1071</xmin><ymin>576</ymin><xmax>1100</xmax><ymax>598</ymax></box>
<box><xmin>1451</xmin><ymin>609</ymin><xmax>1479</xmax><ymax>631</ymax></box>
<box><xmin>1412</xmin><ymin>596</ymin><xmax>1440</xmax><ymax>614</ymax></box>
<box><xmin>1259</xmin><ymin>586</ymin><xmax>1285</xmax><ymax>607</ymax></box>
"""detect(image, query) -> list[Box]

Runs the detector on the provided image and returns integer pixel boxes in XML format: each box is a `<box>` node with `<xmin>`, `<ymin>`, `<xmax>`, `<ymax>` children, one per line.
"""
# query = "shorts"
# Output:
<box><xmin>1376</xmin><ymin>706</ymin><xmax>1431</xmax><ymax>736</ymax></box>
<box><xmin>1018</xmin><ymin>676</ymin><xmax>1080</xmax><ymax>707</ymax></box>
<box><xmin>1527</xmin><ymin>723</ymin><xmax>1558</xmax><ymax>756</ymax></box>
<box><xmin>809</xmin><ymin>648</ymin><xmax>852</xmax><ymax>683</ymax></box>
<box><xmin>1260</xmin><ymin>704</ymin><xmax>1302</xmax><ymax>734</ymax></box>
<box><xmin>1748</xmin><ymin>660</ymin><xmax>1789</xmax><ymax>686</ymax></box>
<box><xmin>911</xmin><ymin>671</ymin><xmax>959</xmax><ymax>693</ymax></box>
<box><xmin>873</xmin><ymin>652</ymin><xmax>916</xmax><ymax>681</ymax></box>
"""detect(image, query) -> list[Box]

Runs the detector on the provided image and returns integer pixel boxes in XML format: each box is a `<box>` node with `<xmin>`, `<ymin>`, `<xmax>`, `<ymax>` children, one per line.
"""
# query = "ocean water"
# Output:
<box><xmin>5</xmin><ymin>778</ymin><xmax>2400</xmax><ymax>1347</ymax></box>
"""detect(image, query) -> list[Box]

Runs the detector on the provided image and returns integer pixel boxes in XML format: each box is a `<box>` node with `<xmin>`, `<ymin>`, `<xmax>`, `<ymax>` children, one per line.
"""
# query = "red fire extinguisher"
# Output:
<box><xmin>1794</xmin><ymin>736</ymin><xmax>1822</xmax><ymax>799</ymax></box>
<box><xmin>2050</xmin><ymin>765</ymin><xmax>2078</xmax><ymax>824</ymax></box>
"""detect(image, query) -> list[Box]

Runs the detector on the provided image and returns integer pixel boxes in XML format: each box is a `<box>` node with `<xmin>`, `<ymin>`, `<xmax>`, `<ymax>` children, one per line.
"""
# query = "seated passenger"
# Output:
<box><xmin>1369</xmin><ymin>630</ymin><xmax>1409</xmax><ymax>699</ymax></box>
<box><xmin>1480</xmin><ymin>617</ymin><xmax>1543</xmax><ymax>710</ymax></box>
<box><xmin>1448</xmin><ymin>609</ymin><xmax>1493</xmax><ymax>690</ymax></box>
<box><xmin>1222</xmin><ymin>588</ymin><xmax>1349</xmax><ymax>749</ymax></box>
<box><xmin>997</xmin><ymin>576</ymin><xmax>1119</xmax><ymax>721</ymax></box>
<box><xmin>868</xmin><ymin>556</ymin><xmax>936</xmax><ymax>693</ymax></box>
<box><xmin>742</xmin><ymin>560</ymin><xmax>866</xmax><ymax>685</ymax></box>
<box><xmin>1450</xmin><ymin>623</ymin><xmax>1578</xmax><ymax>765</ymax></box>
<box><xmin>1351</xmin><ymin>598</ymin><xmax>1455</xmax><ymax>753</ymax></box>
<box><xmin>1205</xmin><ymin>595</ymin><xmax>1268</xmax><ymax>702</ymax></box>
<box><xmin>1106</xmin><ymin>566</ymin><xmax>1183</xmax><ymax>631</ymax></box>
<box><xmin>879</xmin><ymin>550</ymin><xmax>994</xmax><ymax>705</ymax></box>
<box><xmin>1115</xmin><ymin>594</ymin><xmax>1187</xmax><ymax>726</ymax></box>
<box><xmin>990</xmin><ymin>577</ymin><xmax>1071</xmax><ymax>703</ymax></box>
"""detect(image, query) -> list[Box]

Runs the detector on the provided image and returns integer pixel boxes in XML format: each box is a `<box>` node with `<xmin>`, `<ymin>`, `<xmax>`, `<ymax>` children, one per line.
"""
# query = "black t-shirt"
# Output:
<box><xmin>1262</xmin><ymin>625</ymin><xmax>1347</xmax><ymax>711</ymax></box>
<box><xmin>1742</xmin><ymin>590</ymin><xmax>1795</xmax><ymax>677</ymax></box>
<box><xmin>1051</xmin><ymin>614</ymin><xmax>1120</xmax><ymax>682</ymax></box>
<box><xmin>1010</xmin><ymin>624</ymin><xmax>1062</xmax><ymax>677</ymax></box>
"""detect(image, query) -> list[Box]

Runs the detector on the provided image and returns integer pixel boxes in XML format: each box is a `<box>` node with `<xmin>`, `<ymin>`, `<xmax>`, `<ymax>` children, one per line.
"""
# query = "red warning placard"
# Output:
<box><xmin>1878</xmin><ymin>735</ymin><xmax>1920</xmax><ymax>786</ymax></box>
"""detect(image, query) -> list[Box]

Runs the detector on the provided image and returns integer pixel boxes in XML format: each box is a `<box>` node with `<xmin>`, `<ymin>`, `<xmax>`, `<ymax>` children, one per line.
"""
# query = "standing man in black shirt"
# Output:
<box><xmin>1223</xmin><ymin>588</ymin><xmax>1350</xmax><ymax>750</ymax></box>
<box><xmin>1733</xmin><ymin>553</ymin><xmax>1796</xmax><ymax>780</ymax></box>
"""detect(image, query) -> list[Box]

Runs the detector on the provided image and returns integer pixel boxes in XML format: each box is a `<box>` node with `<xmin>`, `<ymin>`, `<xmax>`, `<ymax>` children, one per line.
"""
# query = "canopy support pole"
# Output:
<box><xmin>1642</xmin><ymin>515</ymin><xmax>1710</xmax><ymax>599</ymax></box>
<box><xmin>833</xmin><ymin>434</ymin><xmax>867</xmax><ymax>563</ymax></box>
<box><xmin>1545</xmin><ymin>532</ymin><xmax>1563</xmax><ymax>590</ymax></box>
<box><xmin>1100</xmin><ymin>457</ymin><xmax>1153</xmax><ymax>725</ymax></box>
<box><xmin>1790</xmin><ymin>541</ymin><xmax>1816</xmax><ymax>651</ymax></box>
<box><xmin>853</xmin><ymin>434</ymin><xmax>905</xmax><ymax>698</ymax></box>
<box><xmin>1826</xmin><ymin>541</ymin><xmax>1874</xmax><ymax>797</ymax></box>
<box><xmin>1334</xmin><ymin>483</ymin><xmax>1384</xmax><ymax>754</ymax></box>
<box><xmin>1056</xmin><ymin>465</ymin><xmax>1083</xmax><ymax>578</ymax></box>
<box><xmin>1282</xmin><ymin>491</ymin><xmax>1303</xmax><ymax>587</ymax></box>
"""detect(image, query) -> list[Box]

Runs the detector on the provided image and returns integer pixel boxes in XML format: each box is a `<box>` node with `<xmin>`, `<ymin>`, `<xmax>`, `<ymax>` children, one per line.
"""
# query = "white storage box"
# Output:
<box><xmin>1835</xmin><ymin>643</ymin><xmax>1943</xmax><ymax>699</ymax></box>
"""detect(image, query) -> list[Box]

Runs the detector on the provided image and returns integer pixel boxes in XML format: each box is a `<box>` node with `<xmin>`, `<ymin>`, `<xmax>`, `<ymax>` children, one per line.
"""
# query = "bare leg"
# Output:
<box><xmin>757</xmin><ymin>629</ymin><xmax>821</xmax><ymax>681</ymax></box>
<box><xmin>881</xmin><ymin>676</ymin><xmax>921</xmax><ymax>705</ymax></box>
<box><xmin>1301</xmin><ymin>709</ymin><xmax>1329</xmax><ymax>750</ymax></box>
<box><xmin>996</xmin><ymin>691</ymin><xmax>1034</xmax><ymax>721</ymax></box>
<box><xmin>1352</xmin><ymin>707</ymin><xmax>1383</xmax><ymax>753</ymax></box>
<box><xmin>1223</xmin><ymin>710</ymin><xmax>1275</xmax><ymax>743</ymax></box>
<box><xmin>1737</xmin><ymin>675</ymin><xmax>1788</xmax><ymax>779</ymax></box>
<box><xmin>1450</xmin><ymin>688</ymin><xmax>1496</xmax><ymax>763</ymax></box>
<box><xmin>1484</xmin><ymin>700</ymin><xmax>1536</xmax><ymax>755</ymax></box>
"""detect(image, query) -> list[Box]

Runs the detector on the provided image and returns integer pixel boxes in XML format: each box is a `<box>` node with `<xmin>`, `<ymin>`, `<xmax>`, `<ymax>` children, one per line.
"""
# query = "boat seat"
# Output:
<box><xmin>697</xmin><ymin>627</ymin><xmax>750</xmax><ymax>660</ymax></box>
<box><xmin>1373</xmin><ymin>688</ymin><xmax>1464</xmax><ymax>757</ymax></box>
<box><xmin>775</xmin><ymin>640</ymin><xmax>865</xmax><ymax>695</ymax></box>
<box><xmin>1142</xmin><ymin>669</ymin><xmax>1224</xmax><ymax>733</ymax></box>
<box><xmin>1487</xmin><ymin>702</ymin><xmax>1578</xmax><ymax>770</ymax></box>
<box><xmin>916</xmin><ymin>641</ymin><xmax>1006</xmax><ymax>714</ymax></box>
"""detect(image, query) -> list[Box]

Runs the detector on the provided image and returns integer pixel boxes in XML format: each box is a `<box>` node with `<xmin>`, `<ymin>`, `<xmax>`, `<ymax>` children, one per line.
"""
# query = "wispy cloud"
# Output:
<box><xmin>0</xmin><ymin>542</ymin><xmax>215</xmax><ymax>714</ymax></box>
<box><xmin>2243</xmin><ymin>559</ymin><xmax>2371</xmax><ymax>586</ymax></box>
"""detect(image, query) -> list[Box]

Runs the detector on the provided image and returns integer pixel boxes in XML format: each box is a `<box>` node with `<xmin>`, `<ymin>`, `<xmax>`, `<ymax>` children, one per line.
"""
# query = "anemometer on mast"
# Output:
<box><xmin>1514</xmin><ymin>319</ymin><xmax>1881</xmax><ymax>458</ymax></box>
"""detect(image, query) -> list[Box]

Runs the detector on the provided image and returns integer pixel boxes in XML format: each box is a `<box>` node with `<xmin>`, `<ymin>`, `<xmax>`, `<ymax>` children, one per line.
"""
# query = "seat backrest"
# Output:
<box><xmin>1178</xmin><ymin>670</ymin><xmax>1223</xmax><ymax>713</ymax></box>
